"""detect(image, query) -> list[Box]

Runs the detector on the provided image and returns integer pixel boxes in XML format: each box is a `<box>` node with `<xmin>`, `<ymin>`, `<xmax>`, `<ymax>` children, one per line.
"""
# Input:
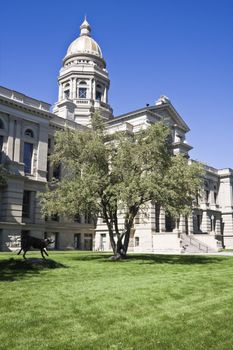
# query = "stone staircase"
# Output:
<box><xmin>180</xmin><ymin>234</ymin><xmax>217</xmax><ymax>253</ymax></box>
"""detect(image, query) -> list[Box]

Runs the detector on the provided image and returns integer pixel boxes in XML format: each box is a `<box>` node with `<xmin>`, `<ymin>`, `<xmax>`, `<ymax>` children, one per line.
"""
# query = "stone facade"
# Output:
<box><xmin>0</xmin><ymin>18</ymin><xmax>232</xmax><ymax>253</ymax></box>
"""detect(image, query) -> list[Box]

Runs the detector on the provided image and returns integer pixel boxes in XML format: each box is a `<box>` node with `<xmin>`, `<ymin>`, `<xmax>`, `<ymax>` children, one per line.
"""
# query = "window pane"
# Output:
<box><xmin>74</xmin><ymin>233</ymin><xmax>81</xmax><ymax>249</ymax></box>
<box><xmin>84</xmin><ymin>234</ymin><xmax>93</xmax><ymax>250</ymax></box>
<box><xmin>53</xmin><ymin>163</ymin><xmax>61</xmax><ymax>180</ymax></box>
<box><xmin>0</xmin><ymin>135</ymin><xmax>3</xmax><ymax>163</ymax></box>
<box><xmin>74</xmin><ymin>214</ymin><xmax>81</xmax><ymax>223</ymax></box>
<box><xmin>96</xmin><ymin>91</ymin><xmax>101</xmax><ymax>101</ymax></box>
<box><xmin>24</xmin><ymin>129</ymin><xmax>34</xmax><ymax>137</ymax></box>
<box><xmin>64</xmin><ymin>90</ymin><xmax>70</xmax><ymax>98</ymax></box>
<box><xmin>79</xmin><ymin>88</ymin><xmax>87</xmax><ymax>98</ymax></box>
<box><xmin>22</xmin><ymin>191</ymin><xmax>31</xmax><ymax>218</ymax></box>
<box><xmin>23</xmin><ymin>143</ymin><xmax>33</xmax><ymax>174</ymax></box>
<box><xmin>85</xmin><ymin>212</ymin><xmax>92</xmax><ymax>224</ymax></box>
<box><xmin>51</xmin><ymin>214</ymin><xmax>59</xmax><ymax>221</ymax></box>
<box><xmin>47</xmin><ymin>232</ymin><xmax>59</xmax><ymax>249</ymax></box>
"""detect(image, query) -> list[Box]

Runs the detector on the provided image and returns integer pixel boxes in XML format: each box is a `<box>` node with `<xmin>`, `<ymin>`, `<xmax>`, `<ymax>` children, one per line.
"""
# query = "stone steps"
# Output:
<box><xmin>181</xmin><ymin>235</ymin><xmax>216</xmax><ymax>253</ymax></box>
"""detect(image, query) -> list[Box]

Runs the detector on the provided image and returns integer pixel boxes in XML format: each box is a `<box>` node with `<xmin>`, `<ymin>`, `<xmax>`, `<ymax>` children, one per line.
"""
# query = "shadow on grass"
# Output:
<box><xmin>71</xmin><ymin>253</ymin><xmax>224</xmax><ymax>265</ymax></box>
<box><xmin>0</xmin><ymin>258</ymin><xmax>67</xmax><ymax>282</ymax></box>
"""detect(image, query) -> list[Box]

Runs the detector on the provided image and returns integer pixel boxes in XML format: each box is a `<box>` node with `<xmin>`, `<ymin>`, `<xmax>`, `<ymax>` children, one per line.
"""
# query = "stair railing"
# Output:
<box><xmin>181</xmin><ymin>234</ymin><xmax>209</xmax><ymax>253</ymax></box>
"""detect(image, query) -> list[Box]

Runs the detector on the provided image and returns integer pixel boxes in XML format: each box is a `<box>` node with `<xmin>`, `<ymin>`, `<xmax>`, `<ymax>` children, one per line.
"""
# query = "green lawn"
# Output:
<box><xmin>0</xmin><ymin>252</ymin><xmax>233</xmax><ymax>350</ymax></box>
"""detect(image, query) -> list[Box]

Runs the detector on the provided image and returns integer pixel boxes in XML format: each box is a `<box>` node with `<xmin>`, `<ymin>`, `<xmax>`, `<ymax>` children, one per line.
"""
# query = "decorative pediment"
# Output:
<box><xmin>152</xmin><ymin>99</ymin><xmax>190</xmax><ymax>132</ymax></box>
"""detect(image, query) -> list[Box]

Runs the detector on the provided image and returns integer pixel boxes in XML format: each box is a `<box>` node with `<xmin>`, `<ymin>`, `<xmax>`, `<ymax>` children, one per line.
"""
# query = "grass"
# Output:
<box><xmin>220</xmin><ymin>249</ymin><xmax>233</xmax><ymax>252</ymax></box>
<box><xmin>0</xmin><ymin>252</ymin><xmax>233</xmax><ymax>350</ymax></box>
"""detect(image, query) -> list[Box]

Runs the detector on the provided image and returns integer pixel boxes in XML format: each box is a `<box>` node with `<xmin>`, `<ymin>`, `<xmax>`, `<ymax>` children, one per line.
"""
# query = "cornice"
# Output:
<box><xmin>0</xmin><ymin>94</ymin><xmax>54</xmax><ymax>120</ymax></box>
<box><xmin>152</xmin><ymin>103</ymin><xmax>190</xmax><ymax>132</ymax></box>
<box><xmin>110</xmin><ymin>108</ymin><xmax>160</xmax><ymax>125</ymax></box>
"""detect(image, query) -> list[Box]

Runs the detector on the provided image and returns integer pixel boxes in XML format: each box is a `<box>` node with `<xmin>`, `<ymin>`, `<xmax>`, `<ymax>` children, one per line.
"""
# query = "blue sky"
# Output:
<box><xmin>1</xmin><ymin>0</ymin><xmax>233</xmax><ymax>169</ymax></box>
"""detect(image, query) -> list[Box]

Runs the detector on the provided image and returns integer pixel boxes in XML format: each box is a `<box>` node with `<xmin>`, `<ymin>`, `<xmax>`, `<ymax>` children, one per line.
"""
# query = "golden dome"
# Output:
<box><xmin>65</xmin><ymin>18</ymin><xmax>102</xmax><ymax>58</ymax></box>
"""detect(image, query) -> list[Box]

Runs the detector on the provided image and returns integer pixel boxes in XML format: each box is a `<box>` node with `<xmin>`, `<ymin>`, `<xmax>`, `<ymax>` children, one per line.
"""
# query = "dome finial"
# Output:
<box><xmin>80</xmin><ymin>16</ymin><xmax>91</xmax><ymax>37</ymax></box>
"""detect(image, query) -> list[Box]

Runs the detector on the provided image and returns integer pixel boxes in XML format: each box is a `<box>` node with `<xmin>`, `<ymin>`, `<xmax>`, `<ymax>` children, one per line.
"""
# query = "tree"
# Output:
<box><xmin>0</xmin><ymin>164</ymin><xmax>7</xmax><ymax>187</ymax></box>
<box><xmin>40</xmin><ymin>113</ymin><xmax>204</xmax><ymax>259</ymax></box>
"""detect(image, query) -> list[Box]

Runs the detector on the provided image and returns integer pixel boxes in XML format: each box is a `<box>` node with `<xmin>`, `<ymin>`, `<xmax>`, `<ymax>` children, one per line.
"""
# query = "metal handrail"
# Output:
<box><xmin>182</xmin><ymin>234</ymin><xmax>209</xmax><ymax>253</ymax></box>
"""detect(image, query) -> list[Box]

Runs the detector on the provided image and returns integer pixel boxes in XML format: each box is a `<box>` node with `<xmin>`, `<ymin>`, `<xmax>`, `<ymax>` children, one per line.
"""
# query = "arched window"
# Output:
<box><xmin>0</xmin><ymin>119</ymin><xmax>4</xmax><ymax>129</ymax></box>
<box><xmin>79</xmin><ymin>81</ymin><xmax>87</xmax><ymax>85</ymax></box>
<box><xmin>24</xmin><ymin>129</ymin><xmax>34</xmax><ymax>138</ymax></box>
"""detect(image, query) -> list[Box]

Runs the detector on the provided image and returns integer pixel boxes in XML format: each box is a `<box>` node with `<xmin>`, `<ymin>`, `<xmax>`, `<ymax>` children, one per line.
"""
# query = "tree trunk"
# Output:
<box><xmin>107</xmin><ymin>206</ymin><xmax>138</xmax><ymax>261</ymax></box>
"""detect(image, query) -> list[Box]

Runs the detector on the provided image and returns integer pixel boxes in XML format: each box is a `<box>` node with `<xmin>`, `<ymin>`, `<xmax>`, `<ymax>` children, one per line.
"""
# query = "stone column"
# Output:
<box><xmin>159</xmin><ymin>208</ymin><xmax>166</xmax><ymax>232</ymax></box>
<box><xmin>7</xmin><ymin>117</ymin><xmax>15</xmax><ymax>160</ymax></box>
<box><xmin>90</xmin><ymin>79</ymin><xmax>93</xmax><ymax>100</ymax></box>
<box><xmin>201</xmin><ymin>211</ymin><xmax>210</xmax><ymax>233</ymax></box>
<box><xmin>93</xmin><ymin>80</ymin><xmax>96</xmax><ymax>100</ymax></box>
<box><xmin>215</xmin><ymin>218</ymin><xmax>221</xmax><ymax>235</ymax></box>
<box><xmin>149</xmin><ymin>202</ymin><xmax>155</xmax><ymax>230</ymax></box>
<box><xmin>104</xmin><ymin>86</ymin><xmax>107</xmax><ymax>103</ymax></box>
<box><xmin>179</xmin><ymin>216</ymin><xmax>186</xmax><ymax>234</ymax></box>
<box><xmin>70</xmin><ymin>79</ymin><xmax>73</xmax><ymax>99</ymax></box>
<box><xmin>13</xmin><ymin>120</ymin><xmax>21</xmax><ymax>163</ymax></box>
<box><xmin>71</xmin><ymin>78</ymin><xmax>76</xmax><ymax>99</ymax></box>
<box><xmin>188</xmin><ymin>214</ymin><xmax>194</xmax><ymax>234</ymax></box>
<box><xmin>209</xmin><ymin>190</ymin><xmax>215</xmax><ymax>206</ymax></box>
<box><xmin>74</xmin><ymin>78</ymin><xmax>77</xmax><ymax>99</ymax></box>
<box><xmin>36</xmin><ymin>124</ymin><xmax>49</xmax><ymax>182</ymax></box>
<box><xmin>173</xmin><ymin>219</ymin><xmax>180</xmax><ymax>234</ymax></box>
<box><xmin>58</xmin><ymin>84</ymin><xmax>63</xmax><ymax>101</ymax></box>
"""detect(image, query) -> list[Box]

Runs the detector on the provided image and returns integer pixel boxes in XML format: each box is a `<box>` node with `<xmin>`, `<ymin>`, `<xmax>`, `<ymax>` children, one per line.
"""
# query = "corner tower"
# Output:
<box><xmin>53</xmin><ymin>18</ymin><xmax>113</xmax><ymax>125</ymax></box>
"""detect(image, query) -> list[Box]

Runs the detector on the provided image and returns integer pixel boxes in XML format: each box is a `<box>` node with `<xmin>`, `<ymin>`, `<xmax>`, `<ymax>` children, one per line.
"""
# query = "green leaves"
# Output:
<box><xmin>40</xmin><ymin>112</ymin><xmax>204</xmax><ymax>255</ymax></box>
<box><xmin>0</xmin><ymin>164</ymin><xmax>8</xmax><ymax>187</ymax></box>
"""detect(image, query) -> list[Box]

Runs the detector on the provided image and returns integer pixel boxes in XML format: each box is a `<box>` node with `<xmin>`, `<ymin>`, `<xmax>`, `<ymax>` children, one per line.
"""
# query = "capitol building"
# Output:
<box><xmin>0</xmin><ymin>18</ymin><xmax>233</xmax><ymax>253</ymax></box>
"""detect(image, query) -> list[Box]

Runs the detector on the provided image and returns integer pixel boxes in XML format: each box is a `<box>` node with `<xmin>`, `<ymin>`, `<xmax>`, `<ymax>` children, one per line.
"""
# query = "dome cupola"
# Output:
<box><xmin>54</xmin><ymin>17</ymin><xmax>113</xmax><ymax>125</ymax></box>
<box><xmin>65</xmin><ymin>17</ymin><xmax>103</xmax><ymax>60</ymax></box>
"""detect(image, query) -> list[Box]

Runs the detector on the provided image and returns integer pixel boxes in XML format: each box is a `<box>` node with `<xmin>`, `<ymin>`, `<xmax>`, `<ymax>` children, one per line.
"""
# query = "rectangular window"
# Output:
<box><xmin>74</xmin><ymin>233</ymin><xmax>81</xmax><ymax>249</ymax></box>
<box><xmin>155</xmin><ymin>203</ymin><xmax>160</xmax><ymax>232</ymax></box>
<box><xmin>0</xmin><ymin>135</ymin><xmax>3</xmax><ymax>163</ymax></box>
<box><xmin>22</xmin><ymin>191</ymin><xmax>31</xmax><ymax>218</ymax></box>
<box><xmin>205</xmin><ymin>190</ymin><xmax>210</xmax><ymax>203</ymax></box>
<box><xmin>46</xmin><ymin>160</ymin><xmax>50</xmax><ymax>181</ymax></box>
<box><xmin>79</xmin><ymin>88</ymin><xmax>87</xmax><ymax>98</ymax></box>
<box><xmin>134</xmin><ymin>214</ymin><xmax>140</xmax><ymax>224</ymax></box>
<box><xmin>165</xmin><ymin>214</ymin><xmax>175</xmax><ymax>232</ymax></box>
<box><xmin>214</xmin><ymin>192</ymin><xmax>217</xmax><ymax>204</ymax></box>
<box><xmin>135</xmin><ymin>237</ymin><xmax>140</xmax><ymax>247</ymax></box>
<box><xmin>45</xmin><ymin>232</ymin><xmax>59</xmax><ymax>249</ymax></box>
<box><xmin>23</xmin><ymin>142</ymin><xmax>33</xmax><ymax>174</ymax></box>
<box><xmin>197</xmin><ymin>214</ymin><xmax>202</xmax><ymax>231</ymax></box>
<box><xmin>96</xmin><ymin>91</ymin><xmax>102</xmax><ymax>101</ymax></box>
<box><xmin>53</xmin><ymin>163</ymin><xmax>61</xmax><ymax>180</ymax></box>
<box><xmin>64</xmin><ymin>90</ymin><xmax>70</xmax><ymax>99</ymax></box>
<box><xmin>84</xmin><ymin>233</ymin><xmax>93</xmax><ymax>250</ymax></box>
<box><xmin>51</xmin><ymin>214</ymin><xmax>59</xmax><ymax>222</ymax></box>
<box><xmin>74</xmin><ymin>214</ymin><xmax>81</xmax><ymax>223</ymax></box>
<box><xmin>85</xmin><ymin>212</ymin><xmax>92</xmax><ymax>224</ymax></box>
<box><xmin>48</xmin><ymin>138</ymin><xmax>51</xmax><ymax>150</ymax></box>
